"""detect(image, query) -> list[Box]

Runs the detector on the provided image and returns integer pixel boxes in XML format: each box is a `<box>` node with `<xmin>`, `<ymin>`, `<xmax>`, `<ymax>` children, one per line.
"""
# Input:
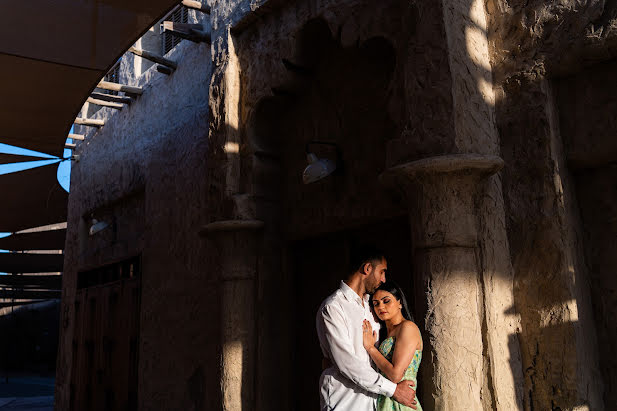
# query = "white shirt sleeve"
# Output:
<box><xmin>319</xmin><ymin>303</ymin><xmax>397</xmax><ymax>397</ymax></box>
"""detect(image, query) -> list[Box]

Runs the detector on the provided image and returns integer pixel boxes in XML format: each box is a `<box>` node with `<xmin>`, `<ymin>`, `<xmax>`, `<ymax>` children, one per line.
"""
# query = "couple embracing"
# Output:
<box><xmin>316</xmin><ymin>246</ymin><xmax>422</xmax><ymax>411</ymax></box>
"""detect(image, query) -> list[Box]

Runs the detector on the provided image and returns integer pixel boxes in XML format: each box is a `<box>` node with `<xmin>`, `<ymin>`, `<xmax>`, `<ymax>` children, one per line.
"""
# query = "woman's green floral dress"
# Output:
<box><xmin>376</xmin><ymin>336</ymin><xmax>422</xmax><ymax>411</ymax></box>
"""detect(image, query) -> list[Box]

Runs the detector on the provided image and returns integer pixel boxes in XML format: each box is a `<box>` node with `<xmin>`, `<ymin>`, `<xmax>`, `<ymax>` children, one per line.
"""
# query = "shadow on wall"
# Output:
<box><xmin>218</xmin><ymin>0</ymin><xmax>610</xmax><ymax>410</ymax></box>
<box><xmin>484</xmin><ymin>0</ymin><xmax>617</xmax><ymax>408</ymax></box>
<box><xmin>245</xmin><ymin>16</ymin><xmax>413</xmax><ymax>411</ymax></box>
<box><xmin>435</xmin><ymin>0</ymin><xmax>602</xmax><ymax>409</ymax></box>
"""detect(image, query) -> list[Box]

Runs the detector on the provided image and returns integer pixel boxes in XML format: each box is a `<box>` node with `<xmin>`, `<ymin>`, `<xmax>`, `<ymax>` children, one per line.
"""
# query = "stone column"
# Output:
<box><xmin>200</xmin><ymin>220</ymin><xmax>264</xmax><ymax>411</ymax></box>
<box><xmin>381</xmin><ymin>154</ymin><xmax>503</xmax><ymax>410</ymax></box>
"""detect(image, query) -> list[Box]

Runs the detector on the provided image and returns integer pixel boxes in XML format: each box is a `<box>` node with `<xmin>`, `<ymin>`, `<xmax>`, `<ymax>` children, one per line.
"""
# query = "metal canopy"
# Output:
<box><xmin>0</xmin><ymin>290</ymin><xmax>61</xmax><ymax>300</ymax></box>
<box><xmin>0</xmin><ymin>0</ymin><xmax>182</xmax><ymax>274</ymax></box>
<box><xmin>0</xmin><ymin>300</ymin><xmax>49</xmax><ymax>309</ymax></box>
<box><xmin>0</xmin><ymin>274</ymin><xmax>61</xmax><ymax>289</ymax></box>
<box><xmin>0</xmin><ymin>0</ymin><xmax>182</xmax><ymax>157</ymax></box>
<box><xmin>0</xmin><ymin>253</ymin><xmax>64</xmax><ymax>274</ymax></box>
<box><xmin>0</xmin><ymin>153</ymin><xmax>49</xmax><ymax>164</ymax></box>
<box><xmin>0</xmin><ymin>164</ymin><xmax>68</xmax><ymax>233</ymax></box>
<box><xmin>0</xmin><ymin>229</ymin><xmax>67</xmax><ymax>251</ymax></box>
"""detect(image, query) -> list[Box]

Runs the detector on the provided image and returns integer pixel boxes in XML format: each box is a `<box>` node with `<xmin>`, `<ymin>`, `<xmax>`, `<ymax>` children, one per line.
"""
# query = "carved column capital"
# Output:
<box><xmin>380</xmin><ymin>154</ymin><xmax>503</xmax><ymax>248</ymax></box>
<box><xmin>380</xmin><ymin>154</ymin><xmax>503</xmax><ymax>183</ymax></box>
<box><xmin>380</xmin><ymin>155</ymin><xmax>504</xmax><ymax>410</ymax></box>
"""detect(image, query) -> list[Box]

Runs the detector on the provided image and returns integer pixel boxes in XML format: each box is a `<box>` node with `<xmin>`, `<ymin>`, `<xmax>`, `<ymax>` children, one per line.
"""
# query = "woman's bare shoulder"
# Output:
<box><xmin>396</xmin><ymin>320</ymin><xmax>420</xmax><ymax>336</ymax></box>
<box><xmin>396</xmin><ymin>320</ymin><xmax>423</xmax><ymax>350</ymax></box>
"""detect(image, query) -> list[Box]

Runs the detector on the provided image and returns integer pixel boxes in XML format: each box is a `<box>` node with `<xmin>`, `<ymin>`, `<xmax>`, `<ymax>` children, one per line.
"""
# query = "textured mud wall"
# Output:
<box><xmin>204</xmin><ymin>0</ymin><xmax>526</xmax><ymax>410</ymax></box>
<box><xmin>442</xmin><ymin>0</ymin><xmax>498</xmax><ymax>154</ymax></box>
<box><xmin>484</xmin><ymin>1</ymin><xmax>617</xmax><ymax>409</ymax></box>
<box><xmin>494</xmin><ymin>74</ymin><xmax>603</xmax><ymax>411</ymax></box>
<box><xmin>556</xmin><ymin>60</ymin><xmax>617</xmax><ymax>407</ymax></box>
<box><xmin>487</xmin><ymin>32</ymin><xmax>604</xmax><ymax>411</ymax></box>
<box><xmin>56</xmin><ymin>35</ymin><xmax>218</xmax><ymax>410</ymax></box>
<box><xmin>205</xmin><ymin>4</ymin><xmax>456</xmax><ymax>408</ymax></box>
<box><xmin>486</xmin><ymin>0</ymin><xmax>617</xmax><ymax>79</ymax></box>
<box><xmin>54</xmin><ymin>0</ymin><xmax>617</xmax><ymax>408</ymax></box>
<box><xmin>225</xmin><ymin>1</ymin><xmax>454</xmax><ymax>409</ymax></box>
<box><xmin>244</xmin><ymin>14</ymin><xmax>416</xmax><ymax>409</ymax></box>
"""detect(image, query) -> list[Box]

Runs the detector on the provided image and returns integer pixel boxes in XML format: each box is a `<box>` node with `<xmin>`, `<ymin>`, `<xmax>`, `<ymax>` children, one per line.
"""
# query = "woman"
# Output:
<box><xmin>362</xmin><ymin>281</ymin><xmax>423</xmax><ymax>411</ymax></box>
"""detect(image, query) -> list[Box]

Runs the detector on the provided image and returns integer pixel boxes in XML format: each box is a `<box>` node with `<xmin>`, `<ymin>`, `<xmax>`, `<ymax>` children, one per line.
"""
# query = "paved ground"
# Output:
<box><xmin>0</xmin><ymin>377</ymin><xmax>54</xmax><ymax>411</ymax></box>
<box><xmin>0</xmin><ymin>397</ymin><xmax>53</xmax><ymax>411</ymax></box>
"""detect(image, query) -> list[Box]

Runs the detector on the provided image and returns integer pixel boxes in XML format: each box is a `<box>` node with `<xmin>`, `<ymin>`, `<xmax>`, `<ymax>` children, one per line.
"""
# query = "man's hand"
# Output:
<box><xmin>392</xmin><ymin>380</ymin><xmax>417</xmax><ymax>409</ymax></box>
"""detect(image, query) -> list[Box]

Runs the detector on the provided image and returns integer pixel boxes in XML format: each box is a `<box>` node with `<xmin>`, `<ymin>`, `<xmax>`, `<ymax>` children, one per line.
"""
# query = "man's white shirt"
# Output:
<box><xmin>316</xmin><ymin>281</ymin><xmax>397</xmax><ymax>410</ymax></box>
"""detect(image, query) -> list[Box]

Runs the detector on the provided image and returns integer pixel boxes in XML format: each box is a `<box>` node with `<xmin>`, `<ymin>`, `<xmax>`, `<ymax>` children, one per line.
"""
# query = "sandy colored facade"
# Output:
<box><xmin>56</xmin><ymin>0</ymin><xmax>616</xmax><ymax>410</ymax></box>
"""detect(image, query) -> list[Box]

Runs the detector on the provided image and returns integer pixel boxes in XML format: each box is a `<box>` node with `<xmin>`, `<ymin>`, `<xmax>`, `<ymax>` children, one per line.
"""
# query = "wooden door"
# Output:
<box><xmin>70</xmin><ymin>258</ymin><xmax>141</xmax><ymax>411</ymax></box>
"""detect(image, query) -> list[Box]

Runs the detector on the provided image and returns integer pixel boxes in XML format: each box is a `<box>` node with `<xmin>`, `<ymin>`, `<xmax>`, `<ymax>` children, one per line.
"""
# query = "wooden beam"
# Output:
<box><xmin>181</xmin><ymin>0</ymin><xmax>211</xmax><ymax>13</ymax></box>
<box><xmin>87</xmin><ymin>97</ymin><xmax>123</xmax><ymax>109</ymax></box>
<box><xmin>97</xmin><ymin>81</ymin><xmax>143</xmax><ymax>95</ymax></box>
<box><xmin>90</xmin><ymin>92</ymin><xmax>132</xmax><ymax>105</ymax></box>
<box><xmin>65</xmin><ymin>143</ymin><xmax>76</xmax><ymax>149</ymax></box>
<box><xmin>68</xmin><ymin>134</ymin><xmax>84</xmax><ymax>141</ymax></box>
<box><xmin>128</xmin><ymin>47</ymin><xmax>177</xmax><ymax>70</ymax></box>
<box><xmin>162</xmin><ymin>21</ymin><xmax>203</xmax><ymax>33</ymax></box>
<box><xmin>156</xmin><ymin>65</ymin><xmax>173</xmax><ymax>75</ymax></box>
<box><xmin>164</xmin><ymin>27</ymin><xmax>211</xmax><ymax>44</ymax></box>
<box><xmin>74</xmin><ymin>118</ymin><xmax>104</xmax><ymax>127</ymax></box>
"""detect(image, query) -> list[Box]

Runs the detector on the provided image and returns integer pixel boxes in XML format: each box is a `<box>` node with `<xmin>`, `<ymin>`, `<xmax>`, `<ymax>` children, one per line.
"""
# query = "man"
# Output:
<box><xmin>316</xmin><ymin>245</ymin><xmax>417</xmax><ymax>410</ymax></box>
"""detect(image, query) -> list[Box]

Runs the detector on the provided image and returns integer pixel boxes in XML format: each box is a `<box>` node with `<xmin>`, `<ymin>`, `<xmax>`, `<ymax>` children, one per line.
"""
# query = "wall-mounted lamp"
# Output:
<box><xmin>89</xmin><ymin>219</ymin><xmax>109</xmax><ymax>236</ymax></box>
<box><xmin>302</xmin><ymin>141</ymin><xmax>339</xmax><ymax>184</ymax></box>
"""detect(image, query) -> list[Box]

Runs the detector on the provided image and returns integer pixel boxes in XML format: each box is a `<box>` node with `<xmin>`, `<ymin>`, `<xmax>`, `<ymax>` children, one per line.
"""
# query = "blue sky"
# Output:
<box><xmin>0</xmin><ymin>140</ymin><xmax>72</xmax><ymax>190</ymax></box>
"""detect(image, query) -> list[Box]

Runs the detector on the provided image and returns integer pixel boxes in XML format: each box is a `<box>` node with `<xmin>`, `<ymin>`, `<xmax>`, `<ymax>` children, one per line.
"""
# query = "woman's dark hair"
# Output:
<box><xmin>370</xmin><ymin>280</ymin><xmax>414</xmax><ymax>341</ymax></box>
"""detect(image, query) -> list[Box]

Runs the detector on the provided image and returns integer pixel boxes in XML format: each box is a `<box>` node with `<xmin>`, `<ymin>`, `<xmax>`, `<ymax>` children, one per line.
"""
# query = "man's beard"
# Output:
<box><xmin>367</xmin><ymin>269</ymin><xmax>379</xmax><ymax>293</ymax></box>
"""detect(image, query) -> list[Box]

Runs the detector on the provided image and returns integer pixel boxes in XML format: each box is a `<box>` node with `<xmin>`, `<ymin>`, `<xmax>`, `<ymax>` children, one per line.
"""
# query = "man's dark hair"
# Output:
<box><xmin>349</xmin><ymin>244</ymin><xmax>386</xmax><ymax>274</ymax></box>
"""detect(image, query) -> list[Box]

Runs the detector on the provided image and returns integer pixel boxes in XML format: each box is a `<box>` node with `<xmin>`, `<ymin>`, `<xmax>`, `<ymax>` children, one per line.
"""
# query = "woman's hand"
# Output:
<box><xmin>362</xmin><ymin>319</ymin><xmax>378</xmax><ymax>351</ymax></box>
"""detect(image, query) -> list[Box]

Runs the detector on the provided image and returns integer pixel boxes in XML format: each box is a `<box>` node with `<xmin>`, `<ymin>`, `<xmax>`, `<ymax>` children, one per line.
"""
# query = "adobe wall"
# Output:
<box><xmin>211</xmin><ymin>0</ymin><xmax>455</xmax><ymax>408</ymax></box>
<box><xmin>209</xmin><ymin>0</ymin><xmax>523</xmax><ymax>409</ymax></box>
<box><xmin>55</xmin><ymin>27</ymin><xmax>219</xmax><ymax>410</ymax></box>
<box><xmin>55</xmin><ymin>0</ymin><xmax>617</xmax><ymax>409</ymax></box>
<box><xmin>487</xmin><ymin>0</ymin><xmax>616</xmax><ymax>408</ymax></box>
<box><xmin>556</xmin><ymin>60</ymin><xmax>617</xmax><ymax>407</ymax></box>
